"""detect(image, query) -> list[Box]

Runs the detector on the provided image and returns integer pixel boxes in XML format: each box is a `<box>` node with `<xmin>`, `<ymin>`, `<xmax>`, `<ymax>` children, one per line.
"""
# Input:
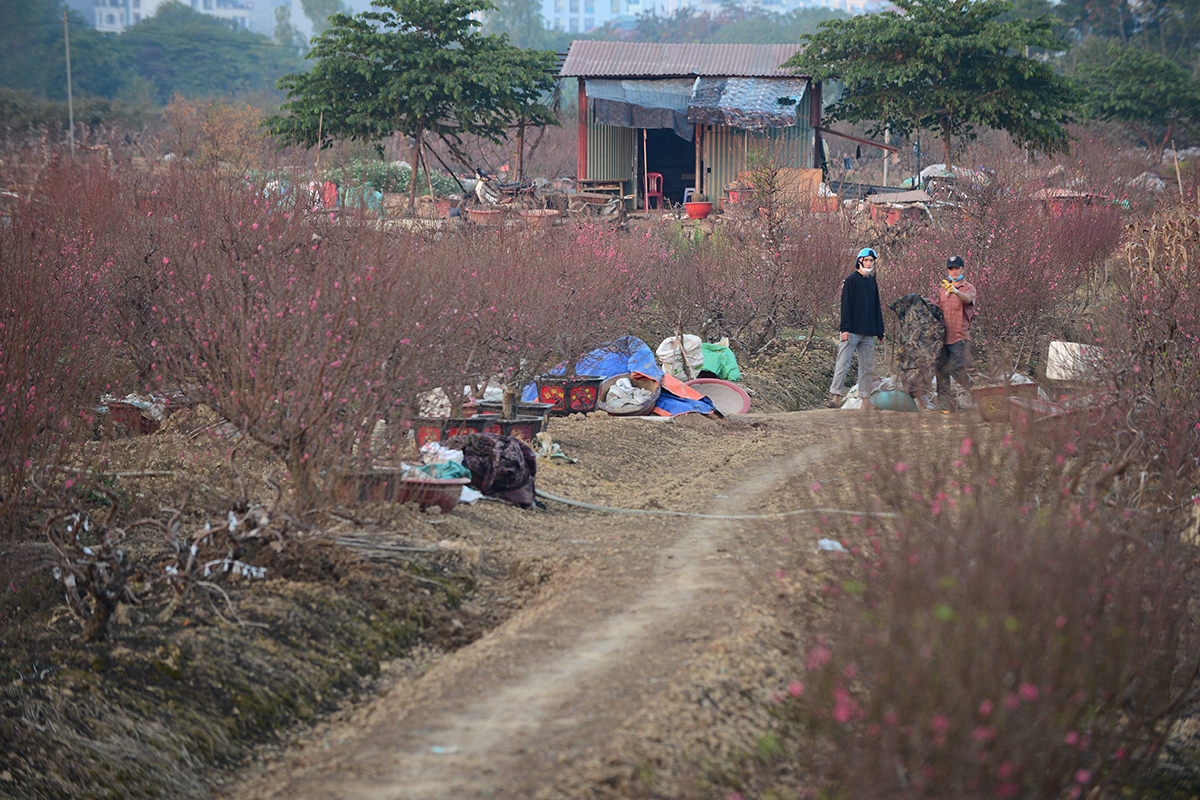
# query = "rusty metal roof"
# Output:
<box><xmin>559</xmin><ymin>41</ymin><xmax>808</xmax><ymax>79</ymax></box>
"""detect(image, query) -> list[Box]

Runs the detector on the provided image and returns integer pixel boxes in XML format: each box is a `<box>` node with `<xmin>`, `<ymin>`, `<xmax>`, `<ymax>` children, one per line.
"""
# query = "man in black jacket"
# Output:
<box><xmin>828</xmin><ymin>247</ymin><xmax>885</xmax><ymax>409</ymax></box>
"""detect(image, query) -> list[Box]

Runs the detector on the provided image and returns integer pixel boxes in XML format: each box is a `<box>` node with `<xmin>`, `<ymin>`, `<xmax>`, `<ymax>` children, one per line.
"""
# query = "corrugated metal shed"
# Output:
<box><xmin>560</xmin><ymin>41</ymin><xmax>807</xmax><ymax>79</ymax></box>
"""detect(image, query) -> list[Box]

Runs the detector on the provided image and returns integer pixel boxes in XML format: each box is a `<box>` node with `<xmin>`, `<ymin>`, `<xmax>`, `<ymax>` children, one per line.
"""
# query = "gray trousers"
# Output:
<box><xmin>936</xmin><ymin>340</ymin><xmax>972</xmax><ymax>397</ymax></box>
<box><xmin>830</xmin><ymin>333</ymin><xmax>877</xmax><ymax>397</ymax></box>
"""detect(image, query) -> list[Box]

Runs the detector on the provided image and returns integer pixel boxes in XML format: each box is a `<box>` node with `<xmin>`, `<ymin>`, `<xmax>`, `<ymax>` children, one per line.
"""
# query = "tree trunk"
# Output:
<box><xmin>502</xmin><ymin>382</ymin><xmax>517</xmax><ymax>420</ymax></box>
<box><xmin>407</xmin><ymin>125</ymin><xmax>424</xmax><ymax>212</ymax></box>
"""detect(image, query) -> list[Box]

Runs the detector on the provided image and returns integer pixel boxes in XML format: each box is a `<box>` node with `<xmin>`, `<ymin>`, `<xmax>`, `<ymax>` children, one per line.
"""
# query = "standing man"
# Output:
<box><xmin>829</xmin><ymin>247</ymin><xmax>885</xmax><ymax>409</ymax></box>
<box><xmin>935</xmin><ymin>255</ymin><xmax>978</xmax><ymax>410</ymax></box>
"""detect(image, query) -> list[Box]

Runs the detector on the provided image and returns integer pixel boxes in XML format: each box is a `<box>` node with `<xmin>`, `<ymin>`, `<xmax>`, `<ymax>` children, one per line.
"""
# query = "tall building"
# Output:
<box><xmin>542</xmin><ymin>0</ymin><xmax>652</xmax><ymax>35</ymax></box>
<box><xmin>89</xmin><ymin>0</ymin><xmax>291</xmax><ymax>36</ymax></box>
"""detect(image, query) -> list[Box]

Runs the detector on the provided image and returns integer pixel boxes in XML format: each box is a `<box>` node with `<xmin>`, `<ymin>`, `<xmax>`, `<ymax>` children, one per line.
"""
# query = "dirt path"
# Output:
<box><xmin>221</xmin><ymin>414</ymin><xmax>841</xmax><ymax>800</ymax></box>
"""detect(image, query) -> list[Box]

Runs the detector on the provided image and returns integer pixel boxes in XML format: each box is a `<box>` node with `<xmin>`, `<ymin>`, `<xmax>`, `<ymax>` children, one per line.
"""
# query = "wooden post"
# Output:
<box><xmin>63</xmin><ymin>11</ymin><xmax>75</xmax><ymax>157</ymax></box>
<box><xmin>694</xmin><ymin>125</ymin><xmax>701</xmax><ymax>198</ymax></box>
<box><xmin>1173</xmin><ymin>140</ymin><xmax>1184</xmax><ymax>200</ymax></box>
<box><xmin>577</xmin><ymin>80</ymin><xmax>587</xmax><ymax>181</ymax></box>
<box><xmin>315</xmin><ymin>111</ymin><xmax>323</xmax><ymax>174</ymax></box>
<box><xmin>643</xmin><ymin>128</ymin><xmax>649</xmax><ymax>213</ymax></box>
<box><xmin>883</xmin><ymin>127</ymin><xmax>890</xmax><ymax>187</ymax></box>
<box><xmin>517</xmin><ymin>119</ymin><xmax>525</xmax><ymax>180</ymax></box>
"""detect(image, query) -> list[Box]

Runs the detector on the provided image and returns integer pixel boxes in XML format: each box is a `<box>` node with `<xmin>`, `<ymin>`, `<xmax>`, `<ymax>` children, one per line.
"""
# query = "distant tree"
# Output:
<box><xmin>788</xmin><ymin>0</ymin><xmax>1077</xmax><ymax>162</ymax></box>
<box><xmin>1129</xmin><ymin>0</ymin><xmax>1200</xmax><ymax>77</ymax></box>
<box><xmin>706</xmin><ymin>7</ymin><xmax>848</xmax><ymax>44</ymax></box>
<box><xmin>0</xmin><ymin>0</ymin><xmax>125</xmax><ymax>101</ymax></box>
<box><xmin>629</xmin><ymin>7</ymin><xmax>719</xmax><ymax>43</ymax></box>
<box><xmin>481</xmin><ymin>0</ymin><xmax>545</xmax><ymax>49</ymax></box>
<box><xmin>275</xmin><ymin>4</ymin><xmax>309</xmax><ymax>53</ymax></box>
<box><xmin>1075</xmin><ymin>39</ymin><xmax>1200</xmax><ymax>160</ymax></box>
<box><xmin>267</xmin><ymin>0</ymin><xmax>558</xmax><ymax>205</ymax></box>
<box><xmin>122</xmin><ymin>2</ymin><xmax>302</xmax><ymax>104</ymax></box>
<box><xmin>1054</xmin><ymin>0</ymin><xmax>1135</xmax><ymax>44</ymax></box>
<box><xmin>299</xmin><ymin>0</ymin><xmax>350</xmax><ymax>36</ymax></box>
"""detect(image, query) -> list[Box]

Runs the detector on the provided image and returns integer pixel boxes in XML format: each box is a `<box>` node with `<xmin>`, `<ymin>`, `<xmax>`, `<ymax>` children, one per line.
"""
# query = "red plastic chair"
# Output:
<box><xmin>645</xmin><ymin>172</ymin><xmax>664</xmax><ymax>209</ymax></box>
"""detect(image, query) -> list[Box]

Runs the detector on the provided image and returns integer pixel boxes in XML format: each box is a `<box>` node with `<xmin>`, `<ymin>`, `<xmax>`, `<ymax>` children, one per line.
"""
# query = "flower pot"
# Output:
<box><xmin>413</xmin><ymin>414</ymin><xmax>546</xmax><ymax>447</ymax></box>
<box><xmin>535</xmin><ymin>375</ymin><xmax>603</xmax><ymax>415</ymax></box>
<box><xmin>683</xmin><ymin>201</ymin><xmax>713</xmax><ymax>220</ymax></box>
<box><xmin>467</xmin><ymin>206</ymin><xmax>505</xmax><ymax>226</ymax></box>
<box><xmin>331</xmin><ymin>470</ymin><xmax>470</xmax><ymax>510</ymax></box>
<box><xmin>973</xmin><ymin>381</ymin><xmax>1038</xmax><ymax>421</ymax></box>
<box><xmin>518</xmin><ymin>208</ymin><xmax>559</xmax><ymax>229</ymax></box>
<box><xmin>474</xmin><ymin>400</ymin><xmax>555</xmax><ymax>429</ymax></box>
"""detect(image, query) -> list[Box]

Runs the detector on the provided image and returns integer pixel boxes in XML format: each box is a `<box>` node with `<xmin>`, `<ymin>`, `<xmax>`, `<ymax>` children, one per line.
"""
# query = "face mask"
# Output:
<box><xmin>951</xmin><ymin>274</ymin><xmax>964</xmax><ymax>282</ymax></box>
<box><xmin>860</xmin><ymin>265</ymin><xmax>874</xmax><ymax>275</ymax></box>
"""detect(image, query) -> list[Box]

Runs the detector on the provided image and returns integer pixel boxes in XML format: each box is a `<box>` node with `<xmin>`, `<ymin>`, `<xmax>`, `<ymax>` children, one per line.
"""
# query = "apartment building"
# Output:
<box><xmin>90</xmin><ymin>0</ymin><xmax>288</xmax><ymax>35</ymax></box>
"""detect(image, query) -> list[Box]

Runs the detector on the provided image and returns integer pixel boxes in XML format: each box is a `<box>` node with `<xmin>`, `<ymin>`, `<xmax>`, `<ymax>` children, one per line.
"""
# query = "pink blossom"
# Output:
<box><xmin>1018</xmin><ymin>682</ymin><xmax>1039</xmax><ymax>701</ymax></box>
<box><xmin>979</xmin><ymin>699</ymin><xmax>993</xmax><ymax>717</ymax></box>
<box><xmin>1074</xmin><ymin>769</ymin><xmax>1090</xmax><ymax>784</ymax></box>
<box><xmin>1064</xmin><ymin>731</ymin><xmax>1079</xmax><ymax>746</ymax></box>
<box><xmin>788</xmin><ymin>680</ymin><xmax>804</xmax><ymax>697</ymax></box>
<box><xmin>806</xmin><ymin>645</ymin><xmax>832</xmax><ymax>671</ymax></box>
<box><xmin>973</xmin><ymin>726</ymin><xmax>995</xmax><ymax>741</ymax></box>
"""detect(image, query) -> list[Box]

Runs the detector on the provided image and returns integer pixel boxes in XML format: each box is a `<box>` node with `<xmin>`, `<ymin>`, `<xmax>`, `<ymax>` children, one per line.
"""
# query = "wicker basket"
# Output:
<box><xmin>598</xmin><ymin>373</ymin><xmax>660</xmax><ymax>416</ymax></box>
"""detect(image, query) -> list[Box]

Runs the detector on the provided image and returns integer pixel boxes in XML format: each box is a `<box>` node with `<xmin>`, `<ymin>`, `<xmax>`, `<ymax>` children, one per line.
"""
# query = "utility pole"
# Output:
<box><xmin>63</xmin><ymin>10</ymin><xmax>75</xmax><ymax>156</ymax></box>
<box><xmin>914</xmin><ymin>133</ymin><xmax>921</xmax><ymax>188</ymax></box>
<box><xmin>883</xmin><ymin>127</ymin><xmax>890</xmax><ymax>187</ymax></box>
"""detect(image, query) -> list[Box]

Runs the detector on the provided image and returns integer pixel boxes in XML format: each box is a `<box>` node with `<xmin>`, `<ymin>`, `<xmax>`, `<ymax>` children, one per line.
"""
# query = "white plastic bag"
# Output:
<box><xmin>656</xmin><ymin>335</ymin><xmax>704</xmax><ymax>380</ymax></box>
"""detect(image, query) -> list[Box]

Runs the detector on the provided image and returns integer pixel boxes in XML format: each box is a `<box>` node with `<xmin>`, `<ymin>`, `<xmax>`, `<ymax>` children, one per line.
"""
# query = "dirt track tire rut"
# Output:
<box><xmin>224</xmin><ymin>436</ymin><xmax>830</xmax><ymax>800</ymax></box>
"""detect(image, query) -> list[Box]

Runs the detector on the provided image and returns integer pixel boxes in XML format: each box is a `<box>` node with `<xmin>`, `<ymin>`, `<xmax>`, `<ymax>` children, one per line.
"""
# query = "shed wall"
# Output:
<box><xmin>586</xmin><ymin>120</ymin><xmax>637</xmax><ymax>187</ymax></box>
<box><xmin>704</xmin><ymin>121</ymin><xmax>814</xmax><ymax>200</ymax></box>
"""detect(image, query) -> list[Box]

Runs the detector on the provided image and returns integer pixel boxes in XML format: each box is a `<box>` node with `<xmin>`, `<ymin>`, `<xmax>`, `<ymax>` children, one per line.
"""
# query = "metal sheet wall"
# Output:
<box><xmin>703</xmin><ymin>121</ymin><xmax>814</xmax><ymax>199</ymax></box>
<box><xmin>586</xmin><ymin>120</ymin><xmax>636</xmax><ymax>186</ymax></box>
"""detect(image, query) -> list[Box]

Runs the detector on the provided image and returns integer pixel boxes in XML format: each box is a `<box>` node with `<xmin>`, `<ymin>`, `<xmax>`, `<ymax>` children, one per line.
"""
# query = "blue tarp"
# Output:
<box><xmin>522</xmin><ymin>337</ymin><xmax>662</xmax><ymax>402</ymax></box>
<box><xmin>654</xmin><ymin>387</ymin><xmax>717</xmax><ymax>416</ymax></box>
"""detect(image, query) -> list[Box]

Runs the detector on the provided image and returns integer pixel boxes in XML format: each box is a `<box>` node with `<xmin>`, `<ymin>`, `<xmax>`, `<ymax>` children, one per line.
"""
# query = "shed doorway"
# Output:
<box><xmin>639</xmin><ymin>128</ymin><xmax>698</xmax><ymax>210</ymax></box>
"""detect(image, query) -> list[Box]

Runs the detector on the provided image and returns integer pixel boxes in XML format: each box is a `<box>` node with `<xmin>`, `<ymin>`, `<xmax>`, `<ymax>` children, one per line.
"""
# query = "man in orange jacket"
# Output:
<box><xmin>934</xmin><ymin>255</ymin><xmax>978</xmax><ymax>410</ymax></box>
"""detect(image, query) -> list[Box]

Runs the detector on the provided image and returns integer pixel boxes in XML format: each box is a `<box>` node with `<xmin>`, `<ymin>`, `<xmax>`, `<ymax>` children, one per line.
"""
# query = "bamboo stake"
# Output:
<box><xmin>315</xmin><ymin>111</ymin><xmax>323</xmax><ymax>174</ymax></box>
<box><xmin>1172</xmin><ymin>140</ymin><xmax>1184</xmax><ymax>200</ymax></box>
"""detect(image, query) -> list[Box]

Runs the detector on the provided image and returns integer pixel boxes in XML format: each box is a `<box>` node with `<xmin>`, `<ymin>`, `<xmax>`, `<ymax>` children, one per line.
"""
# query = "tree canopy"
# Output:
<box><xmin>0</xmin><ymin>0</ymin><xmax>302</xmax><ymax>115</ymax></box>
<box><xmin>1075</xmin><ymin>38</ymin><xmax>1200</xmax><ymax>160</ymax></box>
<box><xmin>123</xmin><ymin>2</ymin><xmax>302</xmax><ymax>105</ymax></box>
<box><xmin>266</xmin><ymin>0</ymin><xmax>558</xmax><ymax>200</ymax></box>
<box><xmin>787</xmin><ymin>0</ymin><xmax>1077</xmax><ymax>161</ymax></box>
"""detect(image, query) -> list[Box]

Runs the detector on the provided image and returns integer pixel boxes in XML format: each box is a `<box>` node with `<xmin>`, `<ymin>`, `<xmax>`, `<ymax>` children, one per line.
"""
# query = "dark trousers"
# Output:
<box><xmin>936</xmin><ymin>341</ymin><xmax>972</xmax><ymax>398</ymax></box>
